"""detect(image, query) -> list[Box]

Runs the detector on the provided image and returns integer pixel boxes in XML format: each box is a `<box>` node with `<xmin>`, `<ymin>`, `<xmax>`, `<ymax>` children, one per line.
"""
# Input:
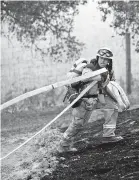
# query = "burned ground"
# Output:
<box><xmin>1</xmin><ymin>108</ymin><xmax>139</xmax><ymax>180</ymax></box>
<box><xmin>42</xmin><ymin>109</ymin><xmax>139</xmax><ymax>180</ymax></box>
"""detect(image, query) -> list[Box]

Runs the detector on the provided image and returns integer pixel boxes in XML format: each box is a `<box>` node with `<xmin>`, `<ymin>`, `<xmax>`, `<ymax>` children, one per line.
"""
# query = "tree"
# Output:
<box><xmin>97</xmin><ymin>1</ymin><xmax>139</xmax><ymax>52</ymax></box>
<box><xmin>1</xmin><ymin>1</ymin><xmax>87</xmax><ymax>61</ymax></box>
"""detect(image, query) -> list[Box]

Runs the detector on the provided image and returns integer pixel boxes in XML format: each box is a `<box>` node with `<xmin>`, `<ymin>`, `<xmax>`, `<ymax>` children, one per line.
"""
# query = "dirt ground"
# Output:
<box><xmin>1</xmin><ymin>107</ymin><xmax>72</xmax><ymax>180</ymax></box>
<box><xmin>44</xmin><ymin>108</ymin><xmax>139</xmax><ymax>180</ymax></box>
<box><xmin>1</xmin><ymin>107</ymin><xmax>139</xmax><ymax>180</ymax></box>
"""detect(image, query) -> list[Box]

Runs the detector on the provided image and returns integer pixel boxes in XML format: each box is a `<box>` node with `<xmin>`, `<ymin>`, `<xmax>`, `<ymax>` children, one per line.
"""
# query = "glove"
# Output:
<box><xmin>101</xmin><ymin>73</ymin><xmax>110</xmax><ymax>88</ymax></box>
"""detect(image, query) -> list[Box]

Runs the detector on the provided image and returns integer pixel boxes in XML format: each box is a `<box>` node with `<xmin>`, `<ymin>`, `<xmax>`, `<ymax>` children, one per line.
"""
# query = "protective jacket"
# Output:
<box><xmin>82</xmin><ymin>59</ymin><xmax>130</xmax><ymax>110</ymax></box>
<box><xmin>66</xmin><ymin>59</ymin><xmax>115</xmax><ymax>108</ymax></box>
<box><xmin>80</xmin><ymin>59</ymin><xmax>115</xmax><ymax>98</ymax></box>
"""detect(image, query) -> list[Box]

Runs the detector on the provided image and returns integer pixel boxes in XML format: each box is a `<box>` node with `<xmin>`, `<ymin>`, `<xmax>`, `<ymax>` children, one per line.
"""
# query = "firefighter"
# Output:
<box><xmin>58</xmin><ymin>48</ymin><xmax>123</xmax><ymax>152</ymax></box>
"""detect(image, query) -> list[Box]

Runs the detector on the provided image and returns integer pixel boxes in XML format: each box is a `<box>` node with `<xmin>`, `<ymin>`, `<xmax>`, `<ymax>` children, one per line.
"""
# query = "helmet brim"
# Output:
<box><xmin>96</xmin><ymin>54</ymin><xmax>113</xmax><ymax>60</ymax></box>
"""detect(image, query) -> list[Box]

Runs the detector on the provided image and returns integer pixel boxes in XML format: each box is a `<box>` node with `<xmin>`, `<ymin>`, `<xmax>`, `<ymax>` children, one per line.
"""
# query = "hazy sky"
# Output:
<box><xmin>73</xmin><ymin>1</ymin><xmax>138</xmax><ymax>82</ymax></box>
<box><xmin>74</xmin><ymin>1</ymin><xmax>116</xmax><ymax>58</ymax></box>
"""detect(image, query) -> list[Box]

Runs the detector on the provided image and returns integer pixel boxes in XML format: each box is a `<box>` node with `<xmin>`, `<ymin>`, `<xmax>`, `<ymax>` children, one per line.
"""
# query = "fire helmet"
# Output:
<box><xmin>96</xmin><ymin>48</ymin><xmax>113</xmax><ymax>60</ymax></box>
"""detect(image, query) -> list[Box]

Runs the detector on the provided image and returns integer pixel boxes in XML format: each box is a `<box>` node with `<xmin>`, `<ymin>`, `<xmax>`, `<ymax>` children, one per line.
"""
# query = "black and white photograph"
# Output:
<box><xmin>1</xmin><ymin>0</ymin><xmax>139</xmax><ymax>179</ymax></box>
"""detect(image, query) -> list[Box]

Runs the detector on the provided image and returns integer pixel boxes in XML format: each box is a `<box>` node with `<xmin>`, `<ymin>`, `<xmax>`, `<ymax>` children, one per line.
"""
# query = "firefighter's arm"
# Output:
<box><xmin>82</xmin><ymin>68</ymin><xmax>101</xmax><ymax>82</ymax></box>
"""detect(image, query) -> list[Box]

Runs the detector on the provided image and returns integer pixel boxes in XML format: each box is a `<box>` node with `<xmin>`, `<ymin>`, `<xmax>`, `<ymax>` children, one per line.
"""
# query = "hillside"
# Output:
<box><xmin>1</xmin><ymin>107</ymin><xmax>139</xmax><ymax>180</ymax></box>
<box><xmin>43</xmin><ymin>108</ymin><xmax>139</xmax><ymax>180</ymax></box>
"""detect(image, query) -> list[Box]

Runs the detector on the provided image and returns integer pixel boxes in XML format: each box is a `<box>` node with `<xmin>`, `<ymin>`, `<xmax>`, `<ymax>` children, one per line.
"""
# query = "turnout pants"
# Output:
<box><xmin>61</xmin><ymin>95</ymin><xmax>118</xmax><ymax>147</ymax></box>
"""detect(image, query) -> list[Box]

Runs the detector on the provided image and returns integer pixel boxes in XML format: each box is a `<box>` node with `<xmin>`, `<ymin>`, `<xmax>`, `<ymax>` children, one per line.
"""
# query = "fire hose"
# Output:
<box><xmin>1</xmin><ymin>68</ymin><xmax>108</xmax><ymax>160</ymax></box>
